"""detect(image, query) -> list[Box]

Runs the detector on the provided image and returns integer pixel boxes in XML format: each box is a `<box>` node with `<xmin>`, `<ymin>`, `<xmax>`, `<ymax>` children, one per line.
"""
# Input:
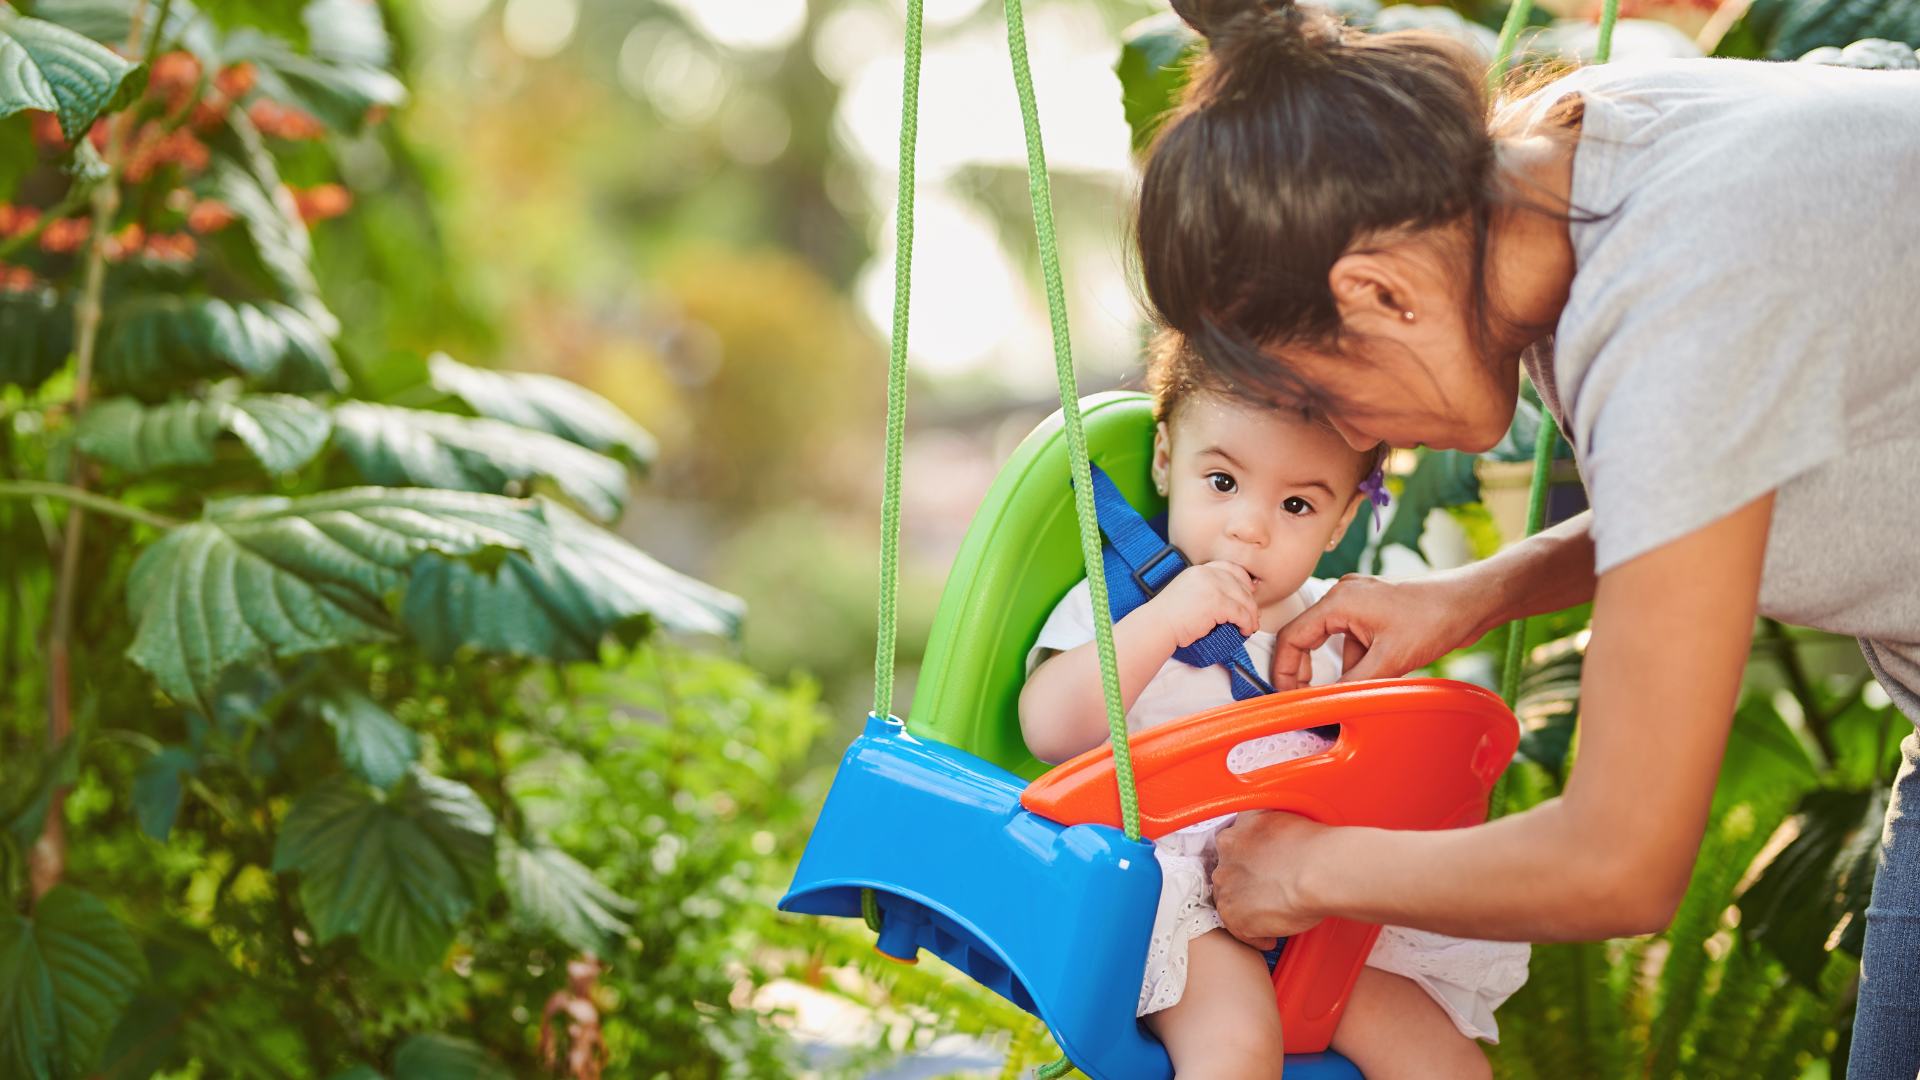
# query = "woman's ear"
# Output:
<box><xmin>1328</xmin><ymin>251</ymin><xmax>1415</xmax><ymax>327</ymax></box>
<box><xmin>1152</xmin><ymin>422</ymin><xmax>1172</xmax><ymax>497</ymax></box>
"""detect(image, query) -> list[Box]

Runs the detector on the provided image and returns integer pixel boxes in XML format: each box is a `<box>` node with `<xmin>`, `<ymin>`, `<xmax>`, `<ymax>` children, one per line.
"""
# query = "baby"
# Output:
<box><xmin>1019</xmin><ymin>341</ymin><xmax>1528</xmax><ymax>1080</ymax></box>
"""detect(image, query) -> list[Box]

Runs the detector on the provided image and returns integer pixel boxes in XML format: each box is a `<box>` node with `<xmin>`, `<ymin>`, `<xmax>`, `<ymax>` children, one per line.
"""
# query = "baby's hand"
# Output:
<box><xmin>1143</xmin><ymin>561</ymin><xmax>1259</xmax><ymax>649</ymax></box>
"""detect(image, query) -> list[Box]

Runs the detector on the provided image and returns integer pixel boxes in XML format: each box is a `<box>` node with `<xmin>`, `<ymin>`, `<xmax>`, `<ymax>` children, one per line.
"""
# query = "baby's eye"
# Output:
<box><xmin>1207</xmin><ymin>472</ymin><xmax>1236</xmax><ymax>493</ymax></box>
<box><xmin>1282</xmin><ymin>496</ymin><xmax>1313</xmax><ymax>516</ymax></box>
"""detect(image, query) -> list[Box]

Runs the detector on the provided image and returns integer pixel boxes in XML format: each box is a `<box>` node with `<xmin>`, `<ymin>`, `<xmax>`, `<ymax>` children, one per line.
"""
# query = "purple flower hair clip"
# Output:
<box><xmin>1359</xmin><ymin>466</ymin><xmax>1390</xmax><ymax>530</ymax></box>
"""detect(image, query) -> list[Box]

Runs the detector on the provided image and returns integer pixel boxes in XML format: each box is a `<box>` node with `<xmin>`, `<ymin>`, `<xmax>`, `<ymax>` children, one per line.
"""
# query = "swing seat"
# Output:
<box><xmin>781</xmin><ymin>393</ymin><xmax>1519</xmax><ymax>1080</ymax></box>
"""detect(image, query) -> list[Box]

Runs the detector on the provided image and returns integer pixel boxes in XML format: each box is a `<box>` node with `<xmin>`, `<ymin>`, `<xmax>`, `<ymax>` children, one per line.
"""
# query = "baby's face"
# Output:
<box><xmin>1152</xmin><ymin>392</ymin><xmax>1366</xmax><ymax>617</ymax></box>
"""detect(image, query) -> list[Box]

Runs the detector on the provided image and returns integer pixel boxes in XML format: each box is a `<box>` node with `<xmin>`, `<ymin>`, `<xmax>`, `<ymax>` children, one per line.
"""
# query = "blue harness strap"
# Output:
<box><xmin>1087</xmin><ymin>465</ymin><xmax>1278</xmax><ymax>701</ymax></box>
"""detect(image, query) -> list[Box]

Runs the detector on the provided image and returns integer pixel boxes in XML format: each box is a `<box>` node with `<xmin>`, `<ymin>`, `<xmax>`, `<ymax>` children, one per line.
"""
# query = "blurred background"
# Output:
<box><xmin>4</xmin><ymin>0</ymin><xmax>1909</xmax><ymax>1072</ymax></box>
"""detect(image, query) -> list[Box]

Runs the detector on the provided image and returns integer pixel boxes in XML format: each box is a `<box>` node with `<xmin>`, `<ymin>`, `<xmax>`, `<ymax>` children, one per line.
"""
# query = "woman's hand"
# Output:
<box><xmin>1211</xmin><ymin>810</ymin><xmax>1331</xmax><ymax>946</ymax></box>
<box><xmin>1271</xmin><ymin>511</ymin><xmax>1602</xmax><ymax>689</ymax></box>
<box><xmin>1268</xmin><ymin>571</ymin><xmax>1493</xmax><ymax>689</ymax></box>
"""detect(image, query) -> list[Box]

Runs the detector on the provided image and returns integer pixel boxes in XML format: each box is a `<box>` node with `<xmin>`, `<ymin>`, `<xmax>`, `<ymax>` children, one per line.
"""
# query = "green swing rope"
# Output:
<box><xmin>1493</xmin><ymin>0</ymin><xmax>1615</xmax><ymax>826</ymax></box>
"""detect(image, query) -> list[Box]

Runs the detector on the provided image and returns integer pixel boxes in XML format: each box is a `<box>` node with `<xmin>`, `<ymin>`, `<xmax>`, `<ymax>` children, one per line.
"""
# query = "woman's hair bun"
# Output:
<box><xmin>1170</xmin><ymin>0</ymin><xmax>1342</xmax><ymax>54</ymax></box>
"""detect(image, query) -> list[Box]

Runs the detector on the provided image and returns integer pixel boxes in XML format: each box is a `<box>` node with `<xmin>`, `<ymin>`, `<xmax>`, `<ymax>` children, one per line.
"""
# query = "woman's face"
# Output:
<box><xmin>1277</xmin><ymin>313</ymin><xmax>1522</xmax><ymax>455</ymax></box>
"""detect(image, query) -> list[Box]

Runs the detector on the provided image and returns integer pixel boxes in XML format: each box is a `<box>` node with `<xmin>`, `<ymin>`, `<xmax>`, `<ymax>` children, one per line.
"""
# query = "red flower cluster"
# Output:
<box><xmin>0</xmin><ymin>263</ymin><xmax>39</xmax><ymax>292</ymax></box>
<box><xmin>29</xmin><ymin>111</ymin><xmax>65</xmax><ymax>151</ymax></box>
<box><xmin>39</xmin><ymin>217</ymin><xmax>90</xmax><ymax>254</ymax></box>
<box><xmin>248</xmin><ymin>99</ymin><xmax>325</xmax><ymax>141</ymax></box>
<box><xmin>291</xmin><ymin>184</ymin><xmax>352</xmax><ymax>225</ymax></box>
<box><xmin>186</xmin><ymin>198</ymin><xmax>237</xmax><ymax>234</ymax></box>
<box><xmin>148</xmin><ymin>51</ymin><xmax>204</xmax><ymax>115</ymax></box>
<box><xmin>123</xmin><ymin>123</ymin><xmax>211</xmax><ymax>183</ymax></box>
<box><xmin>143</xmin><ymin>232</ymin><xmax>199</xmax><ymax>263</ymax></box>
<box><xmin>104</xmin><ymin>223</ymin><xmax>145</xmax><ymax>260</ymax></box>
<box><xmin>0</xmin><ymin>204</ymin><xmax>40</xmax><ymax>239</ymax></box>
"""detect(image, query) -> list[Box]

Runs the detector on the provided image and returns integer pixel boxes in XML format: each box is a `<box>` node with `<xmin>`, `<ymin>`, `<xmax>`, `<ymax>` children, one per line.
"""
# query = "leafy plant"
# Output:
<box><xmin>0</xmin><ymin>1</ymin><xmax>831</xmax><ymax>1075</ymax></box>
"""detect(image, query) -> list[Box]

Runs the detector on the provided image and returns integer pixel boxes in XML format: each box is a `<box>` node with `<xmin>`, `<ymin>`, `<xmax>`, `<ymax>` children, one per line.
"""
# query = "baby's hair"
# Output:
<box><xmin>1145</xmin><ymin>330</ymin><xmax>1389</xmax><ymax>492</ymax></box>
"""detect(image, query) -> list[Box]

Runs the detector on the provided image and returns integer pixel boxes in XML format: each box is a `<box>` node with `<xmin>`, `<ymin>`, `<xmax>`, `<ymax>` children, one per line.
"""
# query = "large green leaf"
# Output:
<box><xmin>222</xmin><ymin>17</ymin><xmax>405</xmax><ymax>134</ymax></box>
<box><xmin>391</xmin><ymin>1033</ymin><xmax>515</xmax><ymax>1080</ymax></box>
<box><xmin>308</xmin><ymin>681</ymin><xmax>417</xmax><ymax>790</ymax></box>
<box><xmin>332</xmin><ymin>402</ymin><xmax>629</xmax><ymax>521</ymax></box>
<box><xmin>30</xmin><ymin>0</ymin><xmax>219</xmax><ymax>65</ymax></box>
<box><xmin>1373</xmin><ymin>448</ymin><xmax>1480</xmax><ymax>571</ymax></box>
<box><xmin>3</xmin><ymin>737</ymin><xmax>80</xmax><ymax>855</ymax></box>
<box><xmin>199</xmin><ymin>151</ymin><xmax>337</xmax><ymax>336</ymax></box>
<box><xmin>0</xmin><ymin>288</ymin><xmax>73</xmax><ymax>391</ymax></box>
<box><xmin>271</xmin><ymin>771</ymin><xmax>494</xmax><ymax>973</ymax></box>
<box><xmin>131</xmin><ymin>745</ymin><xmax>198</xmax><ymax>841</ymax></box>
<box><xmin>0</xmin><ymin>885</ymin><xmax>146</xmax><ymax>1080</ymax></box>
<box><xmin>98</xmin><ymin>295</ymin><xmax>344</xmax><ymax>397</ymax></box>
<box><xmin>1739</xmin><ymin>786</ymin><xmax>1885</xmax><ymax>989</ymax></box>
<box><xmin>1114</xmin><ymin>13</ymin><xmax>1199</xmax><ymax>154</ymax></box>
<box><xmin>500</xmin><ymin>834</ymin><xmax>635</xmax><ymax>953</ymax></box>
<box><xmin>0</xmin><ymin>5</ymin><xmax>145</xmax><ymax>141</ymax></box>
<box><xmin>1720</xmin><ymin>0</ymin><xmax>1920</xmax><ymax>59</ymax></box>
<box><xmin>428</xmin><ymin>354</ymin><xmax>658</xmax><ymax>467</ymax></box>
<box><xmin>402</xmin><ymin>497</ymin><xmax>745</xmax><ymax>662</ymax></box>
<box><xmin>76</xmin><ymin>394</ymin><xmax>332</xmax><ymax>476</ymax></box>
<box><xmin>124</xmin><ymin>487</ymin><xmax>540</xmax><ymax>708</ymax></box>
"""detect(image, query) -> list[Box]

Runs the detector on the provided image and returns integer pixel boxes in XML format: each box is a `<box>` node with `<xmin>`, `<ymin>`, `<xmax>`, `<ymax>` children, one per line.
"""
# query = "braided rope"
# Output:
<box><xmin>1004</xmin><ymin>0</ymin><xmax>1142</xmax><ymax>843</ymax></box>
<box><xmin>871</xmin><ymin>0</ymin><xmax>925</xmax><ymax>723</ymax></box>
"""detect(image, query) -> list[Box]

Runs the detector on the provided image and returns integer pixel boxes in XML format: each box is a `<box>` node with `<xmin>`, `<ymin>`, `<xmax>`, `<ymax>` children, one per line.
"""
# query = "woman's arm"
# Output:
<box><xmin>1215</xmin><ymin>495</ymin><xmax>1772</xmax><ymax>943</ymax></box>
<box><xmin>1270</xmin><ymin>510</ymin><xmax>1599</xmax><ymax>689</ymax></box>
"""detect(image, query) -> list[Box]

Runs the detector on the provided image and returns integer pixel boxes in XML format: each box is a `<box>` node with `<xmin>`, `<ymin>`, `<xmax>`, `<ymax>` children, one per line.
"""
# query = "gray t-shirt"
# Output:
<box><xmin>1515</xmin><ymin>58</ymin><xmax>1920</xmax><ymax>713</ymax></box>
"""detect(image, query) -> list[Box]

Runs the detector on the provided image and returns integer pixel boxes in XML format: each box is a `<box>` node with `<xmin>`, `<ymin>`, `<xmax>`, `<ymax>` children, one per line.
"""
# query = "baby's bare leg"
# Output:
<box><xmin>1329</xmin><ymin>967</ymin><xmax>1490</xmax><ymax>1080</ymax></box>
<box><xmin>1143</xmin><ymin>929</ymin><xmax>1284</xmax><ymax>1080</ymax></box>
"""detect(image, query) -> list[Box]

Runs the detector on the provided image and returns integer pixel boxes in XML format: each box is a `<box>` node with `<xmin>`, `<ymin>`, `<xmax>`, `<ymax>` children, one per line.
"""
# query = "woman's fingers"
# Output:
<box><xmin>1271</xmin><ymin>574</ymin><xmax>1489</xmax><ymax>689</ymax></box>
<box><xmin>1212</xmin><ymin>811</ymin><xmax>1329</xmax><ymax>941</ymax></box>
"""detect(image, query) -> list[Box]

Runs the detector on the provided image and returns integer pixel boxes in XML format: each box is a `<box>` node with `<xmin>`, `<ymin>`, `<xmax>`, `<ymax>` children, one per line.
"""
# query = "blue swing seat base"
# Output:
<box><xmin>781</xmin><ymin>715</ymin><xmax>1363</xmax><ymax>1080</ymax></box>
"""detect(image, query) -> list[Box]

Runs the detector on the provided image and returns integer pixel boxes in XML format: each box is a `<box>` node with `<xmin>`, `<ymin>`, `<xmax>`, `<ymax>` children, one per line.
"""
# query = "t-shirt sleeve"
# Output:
<box><xmin>1551</xmin><ymin>63</ymin><xmax>1918</xmax><ymax>575</ymax></box>
<box><xmin>1027</xmin><ymin>579</ymin><xmax>1096</xmax><ymax>676</ymax></box>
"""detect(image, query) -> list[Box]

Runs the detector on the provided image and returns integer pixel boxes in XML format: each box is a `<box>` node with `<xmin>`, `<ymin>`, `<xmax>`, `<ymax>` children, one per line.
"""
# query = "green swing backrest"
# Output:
<box><xmin>907</xmin><ymin>392</ymin><xmax>1163</xmax><ymax>780</ymax></box>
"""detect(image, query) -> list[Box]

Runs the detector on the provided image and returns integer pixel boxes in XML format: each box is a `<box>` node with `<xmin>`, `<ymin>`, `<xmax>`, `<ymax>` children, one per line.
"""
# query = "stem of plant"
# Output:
<box><xmin>33</xmin><ymin>0</ymin><xmax>150</xmax><ymax>901</ymax></box>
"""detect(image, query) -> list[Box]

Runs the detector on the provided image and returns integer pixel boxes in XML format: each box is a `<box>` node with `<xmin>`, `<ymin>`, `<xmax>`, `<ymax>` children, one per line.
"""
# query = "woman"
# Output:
<box><xmin>1131</xmin><ymin>0</ymin><xmax>1920</xmax><ymax>1071</ymax></box>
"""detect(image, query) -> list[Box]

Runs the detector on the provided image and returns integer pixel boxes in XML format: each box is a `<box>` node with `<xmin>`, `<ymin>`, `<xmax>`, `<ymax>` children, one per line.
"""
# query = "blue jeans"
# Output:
<box><xmin>1850</xmin><ymin>725</ymin><xmax>1920</xmax><ymax>1079</ymax></box>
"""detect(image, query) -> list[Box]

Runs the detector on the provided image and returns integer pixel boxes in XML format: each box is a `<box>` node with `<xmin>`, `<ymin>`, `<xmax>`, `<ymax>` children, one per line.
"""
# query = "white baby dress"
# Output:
<box><xmin>1027</xmin><ymin>577</ymin><xmax>1531</xmax><ymax>1042</ymax></box>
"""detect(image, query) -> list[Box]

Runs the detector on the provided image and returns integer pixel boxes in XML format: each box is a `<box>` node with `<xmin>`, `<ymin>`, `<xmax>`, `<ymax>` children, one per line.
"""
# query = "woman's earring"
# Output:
<box><xmin>1402</xmin><ymin>310</ymin><xmax>1415</xmax><ymax>322</ymax></box>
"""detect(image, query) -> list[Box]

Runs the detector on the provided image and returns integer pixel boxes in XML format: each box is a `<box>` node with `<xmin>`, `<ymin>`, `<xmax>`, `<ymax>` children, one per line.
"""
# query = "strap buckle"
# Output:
<box><xmin>1131</xmin><ymin>543</ymin><xmax>1185</xmax><ymax>598</ymax></box>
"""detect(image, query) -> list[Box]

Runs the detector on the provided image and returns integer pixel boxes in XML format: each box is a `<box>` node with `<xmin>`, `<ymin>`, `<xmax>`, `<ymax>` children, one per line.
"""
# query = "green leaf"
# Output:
<box><xmin>124</xmin><ymin>487</ymin><xmax>541</xmax><ymax>708</ymax></box>
<box><xmin>391</xmin><ymin>1033</ymin><xmax>515</xmax><ymax>1080</ymax></box>
<box><xmin>500</xmin><ymin>834</ymin><xmax>635</xmax><ymax>953</ymax></box>
<box><xmin>326</xmin><ymin>1068</ymin><xmax>385</xmax><ymax>1080</ymax></box>
<box><xmin>0</xmin><ymin>884</ymin><xmax>147</xmax><ymax>1080</ymax></box>
<box><xmin>1726</xmin><ymin>0</ymin><xmax>1920</xmax><ymax>59</ymax></box>
<box><xmin>428</xmin><ymin>354</ymin><xmax>658</xmax><ymax>468</ymax></box>
<box><xmin>1114</xmin><ymin>12</ymin><xmax>1199</xmax><ymax>154</ymax></box>
<box><xmin>76</xmin><ymin>394</ymin><xmax>332</xmax><ymax>476</ymax></box>
<box><xmin>0</xmin><ymin>5</ymin><xmax>146</xmax><ymax>142</ymax></box>
<box><xmin>222</xmin><ymin>23</ymin><xmax>405</xmax><ymax>134</ymax></box>
<box><xmin>402</xmin><ymin>497</ymin><xmax>745</xmax><ymax>662</ymax></box>
<box><xmin>308</xmin><ymin>682</ymin><xmax>417</xmax><ymax>790</ymax></box>
<box><xmin>131</xmin><ymin>746</ymin><xmax>197</xmax><ymax>841</ymax></box>
<box><xmin>1738</xmin><ymin>786</ymin><xmax>1884</xmax><ymax>989</ymax></box>
<box><xmin>97</xmin><ymin>295</ymin><xmax>345</xmax><ymax>397</ymax></box>
<box><xmin>1373</xmin><ymin>449</ymin><xmax>1480</xmax><ymax>571</ymax></box>
<box><xmin>271</xmin><ymin>771</ymin><xmax>494</xmax><ymax>973</ymax></box>
<box><xmin>332</xmin><ymin>402</ymin><xmax>630</xmax><ymax>521</ymax></box>
<box><xmin>1712</xmin><ymin>695</ymin><xmax>1820</xmax><ymax>821</ymax></box>
<box><xmin>0</xmin><ymin>288</ymin><xmax>73</xmax><ymax>392</ymax></box>
<box><xmin>3</xmin><ymin>737</ymin><xmax>80</xmax><ymax>855</ymax></box>
<box><xmin>199</xmin><ymin>151</ymin><xmax>337</xmax><ymax>336</ymax></box>
<box><xmin>304</xmin><ymin>0</ymin><xmax>393</xmax><ymax>67</ymax></box>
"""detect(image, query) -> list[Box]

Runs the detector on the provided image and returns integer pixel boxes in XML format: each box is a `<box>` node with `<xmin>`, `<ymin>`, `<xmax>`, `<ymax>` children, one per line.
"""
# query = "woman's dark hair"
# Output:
<box><xmin>1136</xmin><ymin>0</ymin><xmax>1498</xmax><ymax>411</ymax></box>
